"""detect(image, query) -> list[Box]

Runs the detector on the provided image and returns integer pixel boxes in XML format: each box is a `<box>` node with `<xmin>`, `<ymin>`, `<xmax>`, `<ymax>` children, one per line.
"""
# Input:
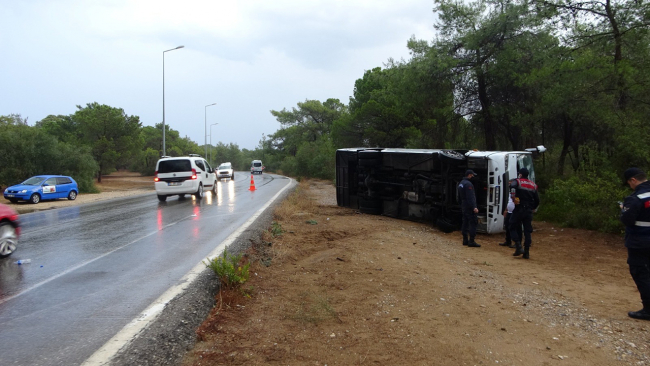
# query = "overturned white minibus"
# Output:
<box><xmin>335</xmin><ymin>147</ymin><xmax>545</xmax><ymax>233</ymax></box>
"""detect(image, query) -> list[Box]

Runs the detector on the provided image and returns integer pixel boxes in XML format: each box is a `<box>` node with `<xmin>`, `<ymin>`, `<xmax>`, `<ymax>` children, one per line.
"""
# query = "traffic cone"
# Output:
<box><xmin>249</xmin><ymin>174</ymin><xmax>256</xmax><ymax>191</ymax></box>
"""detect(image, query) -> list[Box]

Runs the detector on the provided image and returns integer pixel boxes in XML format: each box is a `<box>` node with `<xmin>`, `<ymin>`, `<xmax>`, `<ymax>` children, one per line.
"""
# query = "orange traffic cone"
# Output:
<box><xmin>249</xmin><ymin>174</ymin><xmax>256</xmax><ymax>191</ymax></box>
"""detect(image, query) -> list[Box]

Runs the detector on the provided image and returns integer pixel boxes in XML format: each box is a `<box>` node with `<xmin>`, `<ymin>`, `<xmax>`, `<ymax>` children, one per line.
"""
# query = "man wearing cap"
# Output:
<box><xmin>620</xmin><ymin>167</ymin><xmax>650</xmax><ymax>320</ymax></box>
<box><xmin>458</xmin><ymin>170</ymin><xmax>481</xmax><ymax>247</ymax></box>
<box><xmin>509</xmin><ymin>168</ymin><xmax>540</xmax><ymax>259</ymax></box>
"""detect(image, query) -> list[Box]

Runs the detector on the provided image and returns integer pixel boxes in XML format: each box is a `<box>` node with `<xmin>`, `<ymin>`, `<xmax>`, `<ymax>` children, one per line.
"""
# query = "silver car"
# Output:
<box><xmin>217</xmin><ymin>162</ymin><xmax>235</xmax><ymax>180</ymax></box>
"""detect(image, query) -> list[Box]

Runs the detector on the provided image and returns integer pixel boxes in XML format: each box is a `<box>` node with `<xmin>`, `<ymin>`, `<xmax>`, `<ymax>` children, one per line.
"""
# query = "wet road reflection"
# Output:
<box><xmin>0</xmin><ymin>173</ymin><xmax>289</xmax><ymax>366</ymax></box>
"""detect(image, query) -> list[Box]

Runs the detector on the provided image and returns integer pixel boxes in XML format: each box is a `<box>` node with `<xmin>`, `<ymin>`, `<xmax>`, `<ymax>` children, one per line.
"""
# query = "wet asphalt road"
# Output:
<box><xmin>0</xmin><ymin>173</ymin><xmax>292</xmax><ymax>366</ymax></box>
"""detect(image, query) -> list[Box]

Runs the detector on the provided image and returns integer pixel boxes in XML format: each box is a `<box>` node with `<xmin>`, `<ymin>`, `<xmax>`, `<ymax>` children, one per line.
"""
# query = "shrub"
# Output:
<box><xmin>536</xmin><ymin>172</ymin><xmax>628</xmax><ymax>233</ymax></box>
<box><xmin>204</xmin><ymin>249</ymin><xmax>250</xmax><ymax>290</ymax></box>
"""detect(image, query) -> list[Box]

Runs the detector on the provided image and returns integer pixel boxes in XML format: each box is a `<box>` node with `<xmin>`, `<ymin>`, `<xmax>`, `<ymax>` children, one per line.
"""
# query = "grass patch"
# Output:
<box><xmin>270</xmin><ymin>221</ymin><xmax>284</xmax><ymax>237</ymax></box>
<box><xmin>274</xmin><ymin>180</ymin><xmax>317</xmax><ymax>220</ymax></box>
<box><xmin>290</xmin><ymin>291</ymin><xmax>339</xmax><ymax>324</ymax></box>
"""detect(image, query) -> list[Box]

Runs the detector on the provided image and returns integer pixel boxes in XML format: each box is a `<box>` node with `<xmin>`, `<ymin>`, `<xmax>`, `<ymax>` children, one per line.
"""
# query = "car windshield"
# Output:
<box><xmin>253</xmin><ymin>162</ymin><xmax>262</xmax><ymax>167</ymax></box>
<box><xmin>158</xmin><ymin>159</ymin><xmax>192</xmax><ymax>173</ymax></box>
<box><xmin>22</xmin><ymin>177</ymin><xmax>46</xmax><ymax>185</ymax></box>
<box><xmin>218</xmin><ymin>164</ymin><xmax>231</xmax><ymax>170</ymax></box>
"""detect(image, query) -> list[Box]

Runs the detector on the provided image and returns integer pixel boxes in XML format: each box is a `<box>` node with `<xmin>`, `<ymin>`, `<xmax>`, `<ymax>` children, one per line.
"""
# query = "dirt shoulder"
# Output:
<box><xmin>5</xmin><ymin>172</ymin><xmax>154</xmax><ymax>214</ymax></box>
<box><xmin>184</xmin><ymin>179</ymin><xmax>648</xmax><ymax>366</ymax></box>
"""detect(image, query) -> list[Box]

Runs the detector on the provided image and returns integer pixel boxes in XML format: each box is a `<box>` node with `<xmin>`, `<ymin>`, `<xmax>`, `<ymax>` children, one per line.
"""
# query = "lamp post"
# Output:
<box><xmin>210</xmin><ymin>122</ymin><xmax>219</xmax><ymax>164</ymax></box>
<box><xmin>204</xmin><ymin>103</ymin><xmax>217</xmax><ymax>158</ymax></box>
<box><xmin>162</xmin><ymin>45</ymin><xmax>184</xmax><ymax>157</ymax></box>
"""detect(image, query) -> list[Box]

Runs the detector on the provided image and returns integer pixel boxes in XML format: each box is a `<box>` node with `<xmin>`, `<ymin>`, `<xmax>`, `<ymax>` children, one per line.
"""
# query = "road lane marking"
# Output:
<box><xmin>82</xmin><ymin>177</ymin><xmax>294</xmax><ymax>366</ymax></box>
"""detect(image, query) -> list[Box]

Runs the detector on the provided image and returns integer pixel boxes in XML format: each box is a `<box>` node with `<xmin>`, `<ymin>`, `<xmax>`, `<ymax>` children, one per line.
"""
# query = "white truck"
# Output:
<box><xmin>335</xmin><ymin>147</ymin><xmax>545</xmax><ymax>233</ymax></box>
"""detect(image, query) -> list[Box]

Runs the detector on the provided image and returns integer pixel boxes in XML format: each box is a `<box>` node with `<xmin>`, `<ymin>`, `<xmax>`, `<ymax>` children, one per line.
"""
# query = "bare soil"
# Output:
<box><xmin>183</xmin><ymin>179</ymin><xmax>649</xmax><ymax>366</ymax></box>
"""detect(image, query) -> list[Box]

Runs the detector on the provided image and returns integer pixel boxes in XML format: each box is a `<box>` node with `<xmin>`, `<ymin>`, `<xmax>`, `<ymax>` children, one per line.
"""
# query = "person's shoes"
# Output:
<box><xmin>462</xmin><ymin>236</ymin><xmax>468</xmax><ymax>246</ymax></box>
<box><xmin>523</xmin><ymin>246</ymin><xmax>530</xmax><ymax>259</ymax></box>
<box><xmin>513</xmin><ymin>244</ymin><xmax>523</xmax><ymax>256</ymax></box>
<box><xmin>468</xmin><ymin>241</ymin><xmax>481</xmax><ymax>248</ymax></box>
<box><xmin>628</xmin><ymin>309</ymin><xmax>650</xmax><ymax>320</ymax></box>
<box><xmin>498</xmin><ymin>242</ymin><xmax>510</xmax><ymax>246</ymax></box>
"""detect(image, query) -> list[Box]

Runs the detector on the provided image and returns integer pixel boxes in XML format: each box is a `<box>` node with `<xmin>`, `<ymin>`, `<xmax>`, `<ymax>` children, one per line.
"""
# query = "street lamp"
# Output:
<box><xmin>210</xmin><ymin>122</ymin><xmax>219</xmax><ymax>164</ymax></box>
<box><xmin>205</xmin><ymin>103</ymin><xmax>217</xmax><ymax>158</ymax></box>
<box><xmin>162</xmin><ymin>45</ymin><xmax>184</xmax><ymax>157</ymax></box>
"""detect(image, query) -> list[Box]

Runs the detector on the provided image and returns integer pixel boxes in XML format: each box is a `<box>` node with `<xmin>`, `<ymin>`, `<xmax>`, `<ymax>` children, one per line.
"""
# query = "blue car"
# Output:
<box><xmin>4</xmin><ymin>175</ymin><xmax>79</xmax><ymax>204</ymax></box>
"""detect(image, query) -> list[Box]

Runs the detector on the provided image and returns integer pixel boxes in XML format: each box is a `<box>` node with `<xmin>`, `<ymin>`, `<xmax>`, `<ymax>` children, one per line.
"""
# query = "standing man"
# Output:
<box><xmin>620</xmin><ymin>167</ymin><xmax>650</xmax><ymax>321</ymax></box>
<box><xmin>499</xmin><ymin>187</ymin><xmax>520</xmax><ymax>248</ymax></box>
<box><xmin>509</xmin><ymin>168</ymin><xmax>540</xmax><ymax>259</ymax></box>
<box><xmin>458</xmin><ymin>170</ymin><xmax>481</xmax><ymax>248</ymax></box>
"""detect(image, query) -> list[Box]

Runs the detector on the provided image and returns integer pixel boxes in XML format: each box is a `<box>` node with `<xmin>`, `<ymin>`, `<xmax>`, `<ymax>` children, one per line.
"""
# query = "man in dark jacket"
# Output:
<box><xmin>509</xmin><ymin>168</ymin><xmax>540</xmax><ymax>259</ymax></box>
<box><xmin>458</xmin><ymin>170</ymin><xmax>481</xmax><ymax>248</ymax></box>
<box><xmin>620</xmin><ymin>167</ymin><xmax>650</xmax><ymax>321</ymax></box>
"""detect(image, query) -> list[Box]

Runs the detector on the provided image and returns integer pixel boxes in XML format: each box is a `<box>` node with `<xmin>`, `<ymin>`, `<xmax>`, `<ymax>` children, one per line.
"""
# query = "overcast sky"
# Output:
<box><xmin>0</xmin><ymin>0</ymin><xmax>437</xmax><ymax>150</ymax></box>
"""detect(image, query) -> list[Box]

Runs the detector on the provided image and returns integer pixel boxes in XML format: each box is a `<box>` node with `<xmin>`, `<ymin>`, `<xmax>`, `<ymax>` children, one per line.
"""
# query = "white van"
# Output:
<box><xmin>251</xmin><ymin>160</ymin><xmax>264</xmax><ymax>175</ymax></box>
<box><xmin>154</xmin><ymin>155</ymin><xmax>217</xmax><ymax>202</ymax></box>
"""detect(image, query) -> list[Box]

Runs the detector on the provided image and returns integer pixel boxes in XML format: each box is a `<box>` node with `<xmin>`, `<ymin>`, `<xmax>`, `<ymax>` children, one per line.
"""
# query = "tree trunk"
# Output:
<box><xmin>557</xmin><ymin>115</ymin><xmax>573</xmax><ymax>176</ymax></box>
<box><xmin>476</xmin><ymin>66</ymin><xmax>496</xmax><ymax>150</ymax></box>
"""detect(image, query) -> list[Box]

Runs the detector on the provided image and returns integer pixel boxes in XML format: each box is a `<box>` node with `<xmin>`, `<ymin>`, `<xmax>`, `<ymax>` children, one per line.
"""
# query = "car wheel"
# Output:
<box><xmin>29</xmin><ymin>193</ymin><xmax>40</xmax><ymax>204</ymax></box>
<box><xmin>195</xmin><ymin>184</ymin><xmax>204</xmax><ymax>199</ymax></box>
<box><xmin>67</xmin><ymin>190</ymin><xmax>77</xmax><ymax>200</ymax></box>
<box><xmin>9</xmin><ymin>198</ymin><xmax>18</xmax><ymax>203</ymax></box>
<box><xmin>157</xmin><ymin>195</ymin><xmax>167</xmax><ymax>202</ymax></box>
<box><xmin>211</xmin><ymin>182</ymin><xmax>217</xmax><ymax>195</ymax></box>
<box><xmin>0</xmin><ymin>222</ymin><xmax>18</xmax><ymax>257</ymax></box>
<box><xmin>231</xmin><ymin>173</ymin><xmax>235</xmax><ymax>180</ymax></box>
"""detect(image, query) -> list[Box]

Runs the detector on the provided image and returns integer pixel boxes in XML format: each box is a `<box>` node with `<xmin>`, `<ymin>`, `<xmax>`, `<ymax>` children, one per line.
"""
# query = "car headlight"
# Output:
<box><xmin>20</xmin><ymin>190</ymin><xmax>27</xmax><ymax>193</ymax></box>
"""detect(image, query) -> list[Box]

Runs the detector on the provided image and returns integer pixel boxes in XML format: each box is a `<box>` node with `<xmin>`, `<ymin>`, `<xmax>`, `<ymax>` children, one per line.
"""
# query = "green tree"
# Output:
<box><xmin>0</xmin><ymin>120</ymin><xmax>98</xmax><ymax>192</ymax></box>
<box><xmin>73</xmin><ymin>103</ymin><xmax>142</xmax><ymax>182</ymax></box>
<box><xmin>270</xmin><ymin>99</ymin><xmax>347</xmax><ymax>155</ymax></box>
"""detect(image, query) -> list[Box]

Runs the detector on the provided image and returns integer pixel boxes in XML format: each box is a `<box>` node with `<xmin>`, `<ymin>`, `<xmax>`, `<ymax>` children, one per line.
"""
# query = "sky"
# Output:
<box><xmin>0</xmin><ymin>0</ymin><xmax>437</xmax><ymax>150</ymax></box>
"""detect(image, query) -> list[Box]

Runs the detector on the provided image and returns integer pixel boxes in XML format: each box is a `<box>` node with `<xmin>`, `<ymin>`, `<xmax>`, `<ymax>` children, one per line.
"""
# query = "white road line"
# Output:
<box><xmin>81</xmin><ymin>177</ymin><xmax>294</xmax><ymax>366</ymax></box>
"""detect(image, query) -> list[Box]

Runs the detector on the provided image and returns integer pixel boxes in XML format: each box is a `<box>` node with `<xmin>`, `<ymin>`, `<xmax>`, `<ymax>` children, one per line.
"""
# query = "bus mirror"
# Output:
<box><xmin>525</xmin><ymin>145</ymin><xmax>547</xmax><ymax>154</ymax></box>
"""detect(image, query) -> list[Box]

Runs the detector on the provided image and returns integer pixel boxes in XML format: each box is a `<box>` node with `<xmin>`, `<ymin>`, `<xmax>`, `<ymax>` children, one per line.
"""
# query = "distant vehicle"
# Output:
<box><xmin>251</xmin><ymin>160</ymin><xmax>264</xmax><ymax>175</ymax></box>
<box><xmin>154</xmin><ymin>155</ymin><xmax>217</xmax><ymax>202</ymax></box>
<box><xmin>335</xmin><ymin>146</ymin><xmax>545</xmax><ymax>234</ymax></box>
<box><xmin>4</xmin><ymin>175</ymin><xmax>79</xmax><ymax>204</ymax></box>
<box><xmin>0</xmin><ymin>202</ymin><xmax>19</xmax><ymax>257</ymax></box>
<box><xmin>216</xmin><ymin>162</ymin><xmax>235</xmax><ymax>180</ymax></box>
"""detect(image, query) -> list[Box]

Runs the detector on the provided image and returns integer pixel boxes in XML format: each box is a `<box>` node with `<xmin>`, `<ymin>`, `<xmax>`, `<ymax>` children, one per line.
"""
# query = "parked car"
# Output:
<box><xmin>4</xmin><ymin>175</ymin><xmax>79</xmax><ymax>204</ymax></box>
<box><xmin>216</xmin><ymin>162</ymin><xmax>235</xmax><ymax>180</ymax></box>
<box><xmin>0</xmin><ymin>202</ymin><xmax>20</xmax><ymax>257</ymax></box>
<box><xmin>251</xmin><ymin>160</ymin><xmax>264</xmax><ymax>175</ymax></box>
<box><xmin>154</xmin><ymin>155</ymin><xmax>217</xmax><ymax>202</ymax></box>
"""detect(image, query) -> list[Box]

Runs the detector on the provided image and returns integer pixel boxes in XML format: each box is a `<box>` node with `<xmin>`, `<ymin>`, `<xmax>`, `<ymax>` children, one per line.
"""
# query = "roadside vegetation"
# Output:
<box><xmin>3</xmin><ymin>0</ymin><xmax>649</xmax><ymax>232</ymax></box>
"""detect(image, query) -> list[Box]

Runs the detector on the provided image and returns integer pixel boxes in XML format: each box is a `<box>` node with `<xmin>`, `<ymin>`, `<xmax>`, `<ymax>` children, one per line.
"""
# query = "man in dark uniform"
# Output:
<box><xmin>509</xmin><ymin>168</ymin><xmax>540</xmax><ymax>259</ymax></box>
<box><xmin>458</xmin><ymin>170</ymin><xmax>481</xmax><ymax>248</ymax></box>
<box><xmin>620</xmin><ymin>167</ymin><xmax>650</xmax><ymax>320</ymax></box>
